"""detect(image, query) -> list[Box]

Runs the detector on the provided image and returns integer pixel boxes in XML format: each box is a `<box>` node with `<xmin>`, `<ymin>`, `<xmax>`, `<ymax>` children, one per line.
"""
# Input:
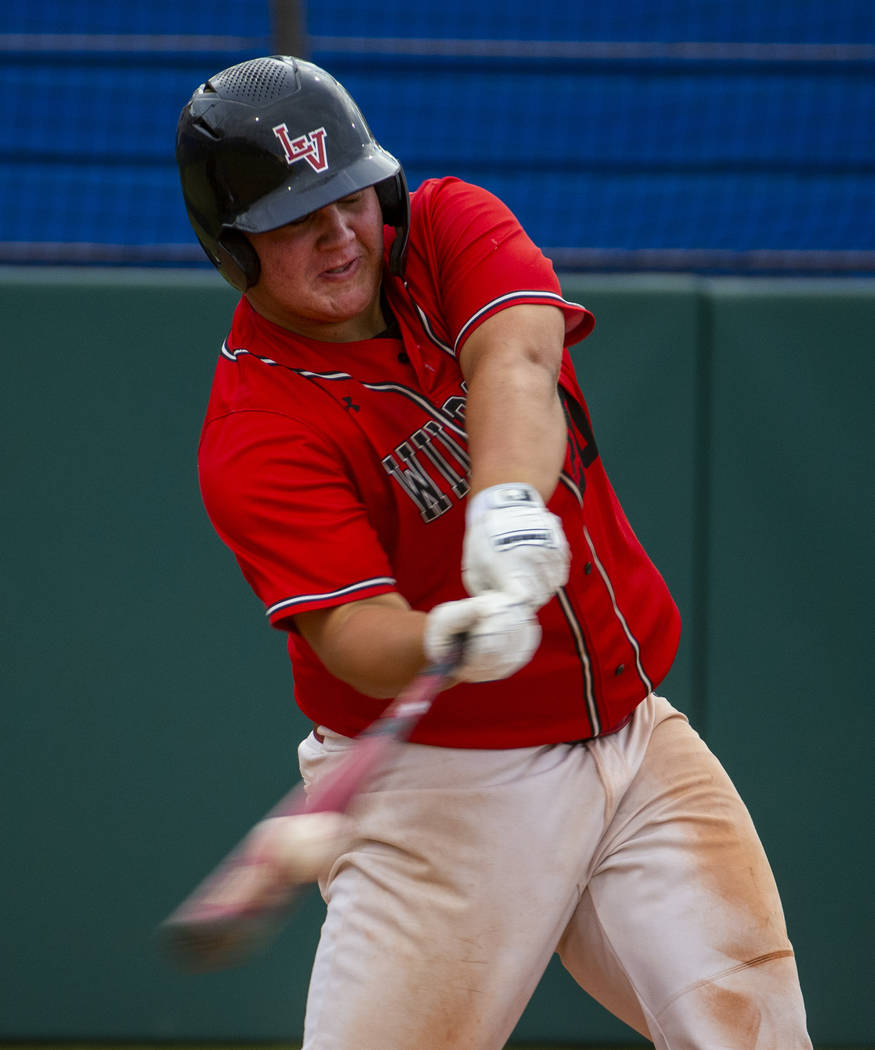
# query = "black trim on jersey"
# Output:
<box><xmin>403</xmin><ymin>287</ymin><xmax>586</xmax><ymax>360</ymax></box>
<box><xmin>454</xmin><ymin>290</ymin><xmax>585</xmax><ymax>353</ymax></box>
<box><xmin>222</xmin><ymin>343</ymin><xmax>281</xmax><ymax>367</ymax></box>
<box><xmin>556</xmin><ymin>587</ymin><xmax>600</xmax><ymax>735</ymax></box>
<box><xmin>559</xmin><ymin>469</ymin><xmax>655</xmax><ymax>714</ymax></box>
<box><xmin>402</xmin><ymin>285</ymin><xmax>456</xmax><ymax>357</ymax></box>
<box><xmin>582</xmin><ymin>526</ymin><xmax>654</xmax><ymax>698</ymax></box>
<box><xmin>221</xmin><ymin>341</ymin><xmax>469</xmax><ymax>442</ymax></box>
<box><xmin>559</xmin><ymin>470</ymin><xmax>582</xmax><ymax>505</ymax></box>
<box><xmin>266</xmin><ymin>577</ymin><xmax>397</xmax><ymax>618</ymax></box>
<box><xmin>558</xmin><ymin>385</ymin><xmax>599</xmax><ymax>487</ymax></box>
<box><xmin>299</xmin><ymin>373</ymin><xmax>469</xmax><ymax>441</ymax></box>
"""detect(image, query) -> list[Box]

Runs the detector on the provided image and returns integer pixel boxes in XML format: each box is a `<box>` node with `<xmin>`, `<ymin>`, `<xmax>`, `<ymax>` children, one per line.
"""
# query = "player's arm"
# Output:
<box><xmin>295</xmin><ymin>593</ymin><xmax>428</xmax><ymax>699</ymax></box>
<box><xmin>458</xmin><ymin>303</ymin><xmax>571</xmax><ymax>608</ymax></box>
<box><xmin>294</xmin><ymin>590</ymin><xmax>539</xmax><ymax>699</ymax></box>
<box><xmin>460</xmin><ymin>303</ymin><xmax>568</xmax><ymax>502</ymax></box>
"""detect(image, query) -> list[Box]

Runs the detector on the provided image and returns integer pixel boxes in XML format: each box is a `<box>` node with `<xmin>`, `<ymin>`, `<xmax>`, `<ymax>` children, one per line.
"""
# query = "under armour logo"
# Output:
<box><xmin>342</xmin><ymin>396</ymin><xmax>360</xmax><ymax>412</ymax></box>
<box><xmin>272</xmin><ymin>124</ymin><xmax>328</xmax><ymax>173</ymax></box>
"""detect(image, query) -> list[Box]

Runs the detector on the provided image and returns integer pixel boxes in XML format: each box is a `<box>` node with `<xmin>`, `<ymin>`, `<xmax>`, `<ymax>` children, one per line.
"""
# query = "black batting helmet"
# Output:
<box><xmin>176</xmin><ymin>56</ymin><xmax>409</xmax><ymax>290</ymax></box>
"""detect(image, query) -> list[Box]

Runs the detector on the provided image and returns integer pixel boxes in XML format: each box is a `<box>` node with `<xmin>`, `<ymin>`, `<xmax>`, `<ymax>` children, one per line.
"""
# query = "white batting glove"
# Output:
<box><xmin>462</xmin><ymin>483</ymin><xmax>570</xmax><ymax>609</ymax></box>
<box><xmin>423</xmin><ymin>591</ymin><xmax>541</xmax><ymax>682</ymax></box>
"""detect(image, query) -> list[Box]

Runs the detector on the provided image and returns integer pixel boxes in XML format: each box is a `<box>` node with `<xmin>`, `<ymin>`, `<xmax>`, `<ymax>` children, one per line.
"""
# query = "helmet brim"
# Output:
<box><xmin>232</xmin><ymin>149</ymin><xmax>402</xmax><ymax>234</ymax></box>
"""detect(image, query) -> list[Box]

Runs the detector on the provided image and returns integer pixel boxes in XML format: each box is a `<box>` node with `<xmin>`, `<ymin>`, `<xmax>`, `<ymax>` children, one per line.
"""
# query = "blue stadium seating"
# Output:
<box><xmin>1</xmin><ymin>0</ymin><xmax>873</xmax><ymax>272</ymax></box>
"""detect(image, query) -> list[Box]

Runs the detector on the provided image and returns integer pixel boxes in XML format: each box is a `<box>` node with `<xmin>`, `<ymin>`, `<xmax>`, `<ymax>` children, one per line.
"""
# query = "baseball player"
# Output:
<box><xmin>176</xmin><ymin>56</ymin><xmax>812</xmax><ymax>1048</ymax></box>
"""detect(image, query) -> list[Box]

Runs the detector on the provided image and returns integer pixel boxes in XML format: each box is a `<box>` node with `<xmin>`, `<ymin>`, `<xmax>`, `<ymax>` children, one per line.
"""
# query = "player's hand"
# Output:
<box><xmin>423</xmin><ymin>591</ymin><xmax>541</xmax><ymax>682</ymax></box>
<box><xmin>462</xmin><ymin>483</ymin><xmax>570</xmax><ymax>609</ymax></box>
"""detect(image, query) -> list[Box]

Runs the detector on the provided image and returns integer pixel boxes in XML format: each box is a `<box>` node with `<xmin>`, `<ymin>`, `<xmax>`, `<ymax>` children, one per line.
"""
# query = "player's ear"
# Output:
<box><xmin>215</xmin><ymin>230</ymin><xmax>261</xmax><ymax>290</ymax></box>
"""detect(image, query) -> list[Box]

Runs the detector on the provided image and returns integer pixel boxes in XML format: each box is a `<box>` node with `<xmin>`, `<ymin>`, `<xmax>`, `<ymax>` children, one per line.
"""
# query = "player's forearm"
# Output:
<box><xmin>296</xmin><ymin>589</ymin><xmax>541</xmax><ymax>700</ymax></box>
<box><xmin>294</xmin><ymin>594</ymin><xmax>429</xmax><ymax>699</ymax></box>
<box><xmin>460</xmin><ymin>305</ymin><xmax>568</xmax><ymax>502</ymax></box>
<box><xmin>465</xmin><ymin>356</ymin><xmax>566</xmax><ymax>500</ymax></box>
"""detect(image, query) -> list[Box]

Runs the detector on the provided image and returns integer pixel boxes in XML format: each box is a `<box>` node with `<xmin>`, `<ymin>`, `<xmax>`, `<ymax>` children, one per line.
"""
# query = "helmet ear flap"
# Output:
<box><xmin>214</xmin><ymin>230</ymin><xmax>261</xmax><ymax>291</ymax></box>
<box><xmin>376</xmin><ymin>171</ymin><xmax>407</xmax><ymax>227</ymax></box>
<box><xmin>376</xmin><ymin>170</ymin><xmax>410</xmax><ymax>276</ymax></box>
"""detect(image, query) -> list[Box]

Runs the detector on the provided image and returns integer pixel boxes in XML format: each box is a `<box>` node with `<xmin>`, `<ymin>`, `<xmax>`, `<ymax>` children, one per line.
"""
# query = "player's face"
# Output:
<box><xmin>245</xmin><ymin>187</ymin><xmax>387</xmax><ymax>341</ymax></box>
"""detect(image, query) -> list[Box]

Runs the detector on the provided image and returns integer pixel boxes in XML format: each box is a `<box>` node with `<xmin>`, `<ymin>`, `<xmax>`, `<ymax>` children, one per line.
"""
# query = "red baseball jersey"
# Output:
<box><xmin>199</xmin><ymin>177</ymin><xmax>680</xmax><ymax>747</ymax></box>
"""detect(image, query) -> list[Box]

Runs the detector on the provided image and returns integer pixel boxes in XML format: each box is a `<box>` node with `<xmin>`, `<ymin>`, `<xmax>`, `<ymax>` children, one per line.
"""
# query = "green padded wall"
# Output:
<box><xmin>701</xmin><ymin>280</ymin><xmax>875</xmax><ymax>1045</ymax></box>
<box><xmin>1</xmin><ymin>269</ymin><xmax>316</xmax><ymax>1039</ymax></box>
<box><xmin>1</xmin><ymin>269</ymin><xmax>871</xmax><ymax>1045</ymax></box>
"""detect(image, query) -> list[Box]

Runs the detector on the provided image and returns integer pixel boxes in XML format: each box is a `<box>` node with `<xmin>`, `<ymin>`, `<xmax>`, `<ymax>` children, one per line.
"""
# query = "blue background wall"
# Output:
<box><xmin>2</xmin><ymin>0</ymin><xmax>873</xmax><ymax>272</ymax></box>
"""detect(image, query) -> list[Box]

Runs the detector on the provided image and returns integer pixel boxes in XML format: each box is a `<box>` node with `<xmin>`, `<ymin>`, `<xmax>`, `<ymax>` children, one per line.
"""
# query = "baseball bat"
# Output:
<box><xmin>158</xmin><ymin>648</ymin><xmax>460</xmax><ymax>971</ymax></box>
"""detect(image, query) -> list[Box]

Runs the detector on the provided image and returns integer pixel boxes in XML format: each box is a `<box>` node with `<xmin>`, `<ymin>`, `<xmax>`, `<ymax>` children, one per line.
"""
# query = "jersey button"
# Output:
<box><xmin>397</xmin><ymin>351</ymin><xmax>410</xmax><ymax>364</ymax></box>
<box><xmin>614</xmin><ymin>664</ymin><xmax>626</xmax><ymax>676</ymax></box>
<box><xmin>584</xmin><ymin>562</ymin><xmax>593</xmax><ymax>574</ymax></box>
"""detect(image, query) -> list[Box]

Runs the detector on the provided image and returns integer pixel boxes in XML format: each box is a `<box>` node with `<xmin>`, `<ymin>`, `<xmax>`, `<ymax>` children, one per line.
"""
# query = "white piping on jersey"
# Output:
<box><xmin>266</xmin><ymin>577</ymin><xmax>397</xmax><ymax>618</ymax></box>
<box><xmin>221</xmin><ymin>342</ymin><xmax>280</xmax><ymax>367</ymax></box>
<box><xmin>559</xmin><ymin>470</ymin><xmax>583</xmax><ymax>505</ymax></box>
<box><xmin>583</xmin><ymin>525</ymin><xmax>654</xmax><ymax>697</ymax></box>
<box><xmin>222</xmin><ymin>342</ymin><xmax>365</xmax><ymax>387</ymax></box>
<box><xmin>405</xmin><ymin>286</ymin><xmax>585</xmax><ymax>359</ymax></box>
<box><xmin>404</xmin><ymin>290</ymin><xmax>455</xmax><ymax>357</ymax></box>
<box><xmin>225</xmin><ymin>345</ymin><xmax>471</xmax><ymax>444</ymax></box>
<box><xmin>558</xmin><ymin>470</ymin><xmax>653</xmax><ymax>715</ymax></box>
<box><xmin>355</xmin><ymin>379</ymin><xmax>468</xmax><ymax>441</ymax></box>
<box><xmin>453</xmin><ymin>290</ymin><xmax>585</xmax><ymax>354</ymax></box>
<box><xmin>556</xmin><ymin>588</ymin><xmax>600</xmax><ymax>735</ymax></box>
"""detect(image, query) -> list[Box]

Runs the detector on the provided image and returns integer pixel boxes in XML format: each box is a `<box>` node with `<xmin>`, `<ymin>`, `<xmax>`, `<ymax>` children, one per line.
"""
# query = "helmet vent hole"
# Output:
<box><xmin>210</xmin><ymin>58</ymin><xmax>294</xmax><ymax>105</ymax></box>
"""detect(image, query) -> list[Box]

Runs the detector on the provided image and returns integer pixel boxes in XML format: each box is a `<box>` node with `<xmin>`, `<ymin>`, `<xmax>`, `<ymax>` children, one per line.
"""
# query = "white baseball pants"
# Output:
<box><xmin>297</xmin><ymin>694</ymin><xmax>812</xmax><ymax>1049</ymax></box>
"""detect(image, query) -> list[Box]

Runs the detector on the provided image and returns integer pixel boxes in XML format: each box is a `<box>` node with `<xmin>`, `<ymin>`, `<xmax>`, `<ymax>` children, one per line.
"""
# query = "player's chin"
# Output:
<box><xmin>315</xmin><ymin>286</ymin><xmax>382</xmax><ymax>330</ymax></box>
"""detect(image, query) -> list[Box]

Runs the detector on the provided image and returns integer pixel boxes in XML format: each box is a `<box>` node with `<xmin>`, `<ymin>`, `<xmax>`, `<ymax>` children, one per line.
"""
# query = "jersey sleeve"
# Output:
<box><xmin>198</xmin><ymin>408</ymin><xmax>396</xmax><ymax>628</ymax></box>
<box><xmin>411</xmin><ymin>177</ymin><xmax>594</xmax><ymax>351</ymax></box>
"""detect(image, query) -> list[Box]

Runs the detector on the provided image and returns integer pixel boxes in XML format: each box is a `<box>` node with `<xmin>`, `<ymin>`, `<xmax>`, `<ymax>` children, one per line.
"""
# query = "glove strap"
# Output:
<box><xmin>466</xmin><ymin>483</ymin><xmax>543</xmax><ymax>524</ymax></box>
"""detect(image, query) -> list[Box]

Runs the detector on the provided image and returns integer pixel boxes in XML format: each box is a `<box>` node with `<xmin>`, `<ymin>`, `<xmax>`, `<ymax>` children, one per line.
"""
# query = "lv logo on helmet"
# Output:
<box><xmin>272</xmin><ymin>124</ymin><xmax>328</xmax><ymax>172</ymax></box>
